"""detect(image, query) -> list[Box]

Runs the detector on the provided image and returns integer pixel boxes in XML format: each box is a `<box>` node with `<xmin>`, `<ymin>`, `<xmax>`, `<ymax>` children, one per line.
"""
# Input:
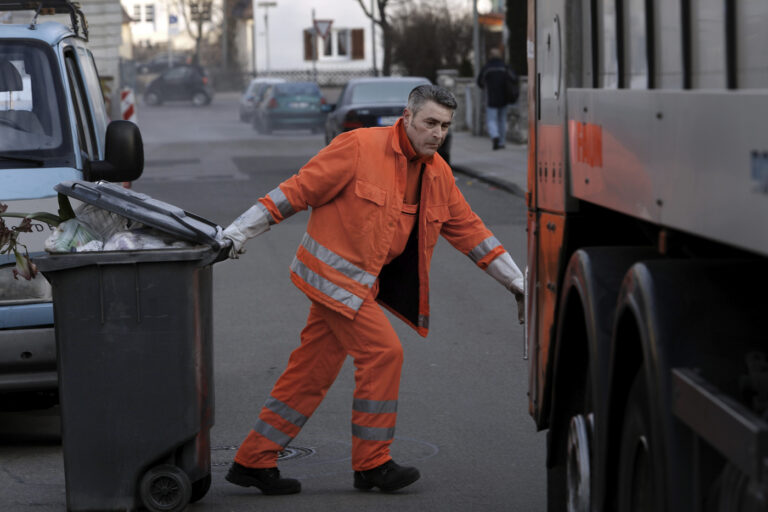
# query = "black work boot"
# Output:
<box><xmin>492</xmin><ymin>137</ymin><xmax>501</xmax><ymax>150</ymax></box>
<box><xmin>226</xmin><ymin>462</ymin><xmax>301</xmax><ymax>495</ymax></box>
<box><xmin>353</xmin><ymin>459</ymin><xmax>420</xmax><ymax>492</ymax></box>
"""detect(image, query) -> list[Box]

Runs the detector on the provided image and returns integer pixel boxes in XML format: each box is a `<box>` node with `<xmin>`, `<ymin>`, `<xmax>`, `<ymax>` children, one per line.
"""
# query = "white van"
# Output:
<box><xmin>0</xmin><ymin>0</ymin><xmax>143</xmax><ymax>408</ymax></box>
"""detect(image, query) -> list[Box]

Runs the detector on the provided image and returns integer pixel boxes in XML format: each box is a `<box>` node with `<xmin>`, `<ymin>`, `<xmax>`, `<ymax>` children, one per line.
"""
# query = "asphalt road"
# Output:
<box><xmin>0</xmin><ymin>94</ymin><xmax>546</xmax><ymax>511</ymax></box>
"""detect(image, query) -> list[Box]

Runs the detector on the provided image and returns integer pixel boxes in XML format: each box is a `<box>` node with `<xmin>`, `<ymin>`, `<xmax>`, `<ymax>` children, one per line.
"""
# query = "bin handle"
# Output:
<box><xmin>168</xmin><ymin>210</ymin><xmax>222</xmax><ymax>251</ymax></box>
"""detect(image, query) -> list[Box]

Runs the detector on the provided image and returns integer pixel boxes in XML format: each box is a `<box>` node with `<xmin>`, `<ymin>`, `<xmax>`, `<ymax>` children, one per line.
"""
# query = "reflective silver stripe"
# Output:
<box><xmin>267</xmin><ymin>186</ymin><xmax>295</xmax><ymax>220</ymax></box>
<box><xmin>291</xmin><ymin>257</ymin><xmax>365</xmax><ymax>311</ymax></box>
<box><xmin>351</xmin><ymin>423</ymin><xmax>396</xmax><ymax>442</ymax></box>
<box><xmin>468</xmin><ymin>236</ymin><xmax>501</xmax><ymax>263</ymax></box>
<box><xmin>264</xmin><ymin>396</ymin><xmax>308</xmax><ymax>427</ymax></box>
<box><xmin>418</xmin><ymin>315</ymin><xmax>429</xmax><ymax>329</ymax></box>
<box><xmin>353</xmin><ymin>398</ymin><xmax>398</xmax><ymax>414</ymax></box>
<box><xmin>256</xmin><ymin>201</ymin><xmax>277</xmax><ymax>225</ymax></box>
<box><xmin>300</xmin><ymin>233</ymin><xmax>376</xmax><ymax>287</ymax></box>
<box><xmin>254</xmin><ymin>419</ymin><xmax>294</xmax><ymax>448</ymax></box>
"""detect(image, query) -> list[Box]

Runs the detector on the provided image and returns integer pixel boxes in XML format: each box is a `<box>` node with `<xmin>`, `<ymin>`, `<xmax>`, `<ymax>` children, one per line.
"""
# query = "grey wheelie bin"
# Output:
<box><xmin>34</xmin><ymin>180</ymin><xmax>230</xmax><ymax>512</ymax></box>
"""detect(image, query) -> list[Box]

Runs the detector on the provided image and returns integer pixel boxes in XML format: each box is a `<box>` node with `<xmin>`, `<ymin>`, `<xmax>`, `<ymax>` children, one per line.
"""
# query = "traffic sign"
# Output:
<box><xmin>313</xmin><ymin>19</ymin><xmax>332</xmax><ymax>39</ymax></box>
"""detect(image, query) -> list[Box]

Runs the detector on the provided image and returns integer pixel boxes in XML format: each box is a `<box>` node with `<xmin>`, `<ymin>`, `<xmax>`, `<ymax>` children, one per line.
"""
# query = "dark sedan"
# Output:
<box><xmin>143</xmin><ymin>65</ymin><xmax>214</xmax><ymax>107</ymax></box>
<box><xmin>324</xmin><ymin>77</ymin><xmax>452</xmax><ymax>163</ymax></box>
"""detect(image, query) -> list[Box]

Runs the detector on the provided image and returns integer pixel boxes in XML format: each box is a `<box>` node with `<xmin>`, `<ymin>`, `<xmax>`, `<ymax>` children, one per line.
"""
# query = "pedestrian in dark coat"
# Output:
<box><xmin>476</xmin><ymin>48</ymin><xmax>517</xmax><ymax>150</ymax></box>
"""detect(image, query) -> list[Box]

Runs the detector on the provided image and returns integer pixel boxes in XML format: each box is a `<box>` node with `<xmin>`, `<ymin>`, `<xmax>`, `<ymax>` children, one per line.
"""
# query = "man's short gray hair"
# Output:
<box><xmin>407</xmin><ymin>84</ymin><xmax>457</xmax><ymax>116</ymax></box>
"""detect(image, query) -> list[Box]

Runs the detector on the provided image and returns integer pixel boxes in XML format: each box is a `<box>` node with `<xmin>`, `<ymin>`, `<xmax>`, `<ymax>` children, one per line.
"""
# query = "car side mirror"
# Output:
<box><xmin>85</xmin><ymin>120</ymin><xmax>144</xmax><ymax>182</ymax></box>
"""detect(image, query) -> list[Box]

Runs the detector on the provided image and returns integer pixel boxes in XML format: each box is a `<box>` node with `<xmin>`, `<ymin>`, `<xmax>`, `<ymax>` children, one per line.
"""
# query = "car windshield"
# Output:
<box><xmin>349</xmin><ymin>81</ymin><xmax>427</xmax><ymax>104</ymax></box>
<box><xmin>0</xmin><ymin>41</ymin><xmax>72</xmax><ymax>165</ymax></box>
<box><xmin>276</xmin><ymin>83</ymin><xmax>320</xmax><ymax>97</ymax></box>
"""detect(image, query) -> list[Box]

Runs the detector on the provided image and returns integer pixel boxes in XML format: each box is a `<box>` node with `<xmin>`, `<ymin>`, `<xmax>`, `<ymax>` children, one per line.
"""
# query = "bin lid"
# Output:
<box><xmin>55</xmin><ymin>180</ymin><xmax>225</xmax><ymax>250</ymax></box>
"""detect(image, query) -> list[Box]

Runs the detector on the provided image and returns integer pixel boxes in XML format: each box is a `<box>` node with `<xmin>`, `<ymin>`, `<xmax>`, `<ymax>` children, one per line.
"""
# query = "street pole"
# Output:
<box><xmin>258</xmin><ymin>1</ymin><xmax>277</xmax><ymax>75</ymax></box>
<box><xmin>370</xmin><ymin>0</ymin><xmax>377</xmax><ymax>76</ymax></box>
<box><xmin>311</xmin><ymin>8</ymin><xmax>317</xmax><ymax>82</ymax></box>
<box><xmin>251</xmin><ymin>0</ymin><xmax>258</xmax><ymax>75</ymax></box>
<box><xmin>472</xmin><ymin>0</ymin><xmax>482</xmax><ymax>136</ymax></box>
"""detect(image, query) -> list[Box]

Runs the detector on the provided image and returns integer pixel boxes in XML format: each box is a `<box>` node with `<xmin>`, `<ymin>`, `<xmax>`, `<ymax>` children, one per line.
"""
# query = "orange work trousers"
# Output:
<box><xmin>234</xmin><ymin>292</ymin><xmax>404</xmax><ymax>472</ymax></box>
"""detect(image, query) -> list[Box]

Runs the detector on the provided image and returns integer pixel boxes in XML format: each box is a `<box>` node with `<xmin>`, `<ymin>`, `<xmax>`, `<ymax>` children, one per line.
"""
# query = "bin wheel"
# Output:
<box><xmin>190</xmin><ymin>473</ymin><xmax>211</xmax><ymax>503</ymax></box>
<box><xmin>139</xmin><ymin>464</ymin><xmax>192</xmax><ymax>512</ymax></box>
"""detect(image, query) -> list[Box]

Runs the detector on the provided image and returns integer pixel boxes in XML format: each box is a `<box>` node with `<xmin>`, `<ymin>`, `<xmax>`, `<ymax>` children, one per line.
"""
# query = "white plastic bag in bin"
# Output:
<box><xmin>103</xmin><ymin>227</ymin><xmax>191</xmax><ymax>251</ymax></box>
<box><xmin>44</xmin><ymin>219</ymin><xmax>100</xmax><ymax>252</ymax></box>
<box><xmin>75</xmin><ymin>203</ymin><xmax>136</xmax><ymax>241</ymax></box>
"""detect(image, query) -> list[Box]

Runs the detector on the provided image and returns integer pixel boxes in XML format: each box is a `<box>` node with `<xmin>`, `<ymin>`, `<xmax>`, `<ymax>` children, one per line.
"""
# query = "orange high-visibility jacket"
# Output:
<box><xmin>255</xmin><ymin>119</ymin><xmax>508</xmax><ymax>337</ymax></box>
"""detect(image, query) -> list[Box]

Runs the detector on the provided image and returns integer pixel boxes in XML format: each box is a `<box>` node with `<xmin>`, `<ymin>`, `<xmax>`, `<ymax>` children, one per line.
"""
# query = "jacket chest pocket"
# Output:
<box><xmin>344</xmin><ymin>179</ymin><xmax>387</xmax><ymax>235</ymax></box>
<box><xmin>425</xmin><ymin>205</ymin><xmax>450</xmax><ymax>248</ymax></box>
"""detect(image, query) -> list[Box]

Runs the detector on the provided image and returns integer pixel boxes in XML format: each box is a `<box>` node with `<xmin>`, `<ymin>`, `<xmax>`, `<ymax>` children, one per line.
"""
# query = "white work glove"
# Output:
<box><xmin>222</xmin><ymin>203</ymin><xmax>271</xmax><ymax>259</ymax></box>
<box><xmin>485</xmin><ymin>252</ymin><xmax>525</xmax><ymax>324</ymax></box>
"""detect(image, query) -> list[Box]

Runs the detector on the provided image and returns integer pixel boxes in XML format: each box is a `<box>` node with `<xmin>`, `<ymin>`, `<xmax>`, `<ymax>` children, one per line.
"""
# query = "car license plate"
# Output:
<box><xmin>378</xmin><ymin>116</ymin><xmax>398</xmax><ymax>126</ymax></box>
<box><xmin>290</xmin><ymin>102</ymin><xmax>309</xmax><ymax>108</ymax></box>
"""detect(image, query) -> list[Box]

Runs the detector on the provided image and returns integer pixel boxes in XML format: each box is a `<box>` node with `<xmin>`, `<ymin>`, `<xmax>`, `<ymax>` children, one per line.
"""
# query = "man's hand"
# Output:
<box><xmin>222</xmin><ymin>204</ymin><xmax>272</xmax><ymax>259</ymax></box>
<box><xmin>514</xmin><ymin>291</ymin><xmax>525</xmax><ymax>324</ymax></box>
<box><xmin>222</xmin><ymin>223</ymin><xmax>247</xmax><ymax>259</ymax></box>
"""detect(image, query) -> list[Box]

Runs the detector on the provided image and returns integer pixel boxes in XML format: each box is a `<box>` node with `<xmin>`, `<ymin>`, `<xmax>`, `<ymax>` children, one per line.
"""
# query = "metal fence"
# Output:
<box><xmin>199</xmin><ymin>67</ymin><xmax>378</xmax><ymax>92</ymax></box>
<box><xmin>240</xmin><ymin>67</ymin><xmax>377</xmax><ymax>87</ymax></box>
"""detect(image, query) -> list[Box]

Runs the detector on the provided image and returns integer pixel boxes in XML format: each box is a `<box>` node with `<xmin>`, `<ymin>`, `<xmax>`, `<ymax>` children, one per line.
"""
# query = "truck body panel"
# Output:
<box><xmin>527</xmin><ymin>0</ymin><xmax>768</xmax><ymax>509</ymax></box>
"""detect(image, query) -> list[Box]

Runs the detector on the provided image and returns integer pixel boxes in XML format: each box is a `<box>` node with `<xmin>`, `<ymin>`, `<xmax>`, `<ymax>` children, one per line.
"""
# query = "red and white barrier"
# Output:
<box><xmin>120</xmin><ymin>87</ymin><xmax>137</xmax><ymax>124</ymax></box>
<box><xmin>121</xmin><ymin>88</ymin><xmax>137</xmax><ymax>188</ymax></box>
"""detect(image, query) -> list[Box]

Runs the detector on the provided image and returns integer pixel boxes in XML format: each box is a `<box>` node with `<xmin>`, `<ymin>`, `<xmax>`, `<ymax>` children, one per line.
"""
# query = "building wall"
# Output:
<box><xmin>122</xmin><ymin>0</ymin><xmax>219</xmax><ymax>52</ymax></box>
<box><xmin>251</xmin><ymin>2</ymin><xmax>378</xmax><ymax>73</ymax></box>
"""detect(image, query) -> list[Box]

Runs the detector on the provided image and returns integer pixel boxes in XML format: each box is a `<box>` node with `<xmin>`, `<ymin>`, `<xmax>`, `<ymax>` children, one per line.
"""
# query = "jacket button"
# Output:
<box><xmin>389</xmin><ymin>222</ymin><xmax>394</xmax><ymax>227</ymax></box>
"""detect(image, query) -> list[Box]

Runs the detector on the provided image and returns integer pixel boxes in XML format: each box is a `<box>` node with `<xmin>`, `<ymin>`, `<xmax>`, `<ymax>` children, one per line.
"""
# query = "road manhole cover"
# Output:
<box><xmin>211</xmin><ymin>445</ymin><xmax>315</xmax><ymax>467</ymax></box>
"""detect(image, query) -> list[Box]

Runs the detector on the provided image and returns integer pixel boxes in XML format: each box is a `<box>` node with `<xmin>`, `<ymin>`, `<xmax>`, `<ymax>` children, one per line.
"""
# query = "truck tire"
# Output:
<box><xmin>566</xmin><ymin>413</ymin><xmax>593</xmax><ymax>512</ymax></box>
<box><xmin>617</xmin><ymin>368</ymin><xmax>660</xmax><ymax>512</ymax></box>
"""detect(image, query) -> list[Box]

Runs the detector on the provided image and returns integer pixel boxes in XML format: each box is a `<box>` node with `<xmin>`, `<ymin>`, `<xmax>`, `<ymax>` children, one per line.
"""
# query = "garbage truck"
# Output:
<box><xmin>0</xmin><ymin>0</ymin><xmax>142</xmax><ymax>408</ymax></box>
<box><xmin>525</xmin><ymin>1</ymin><xmax>768</xmax><ymax>511</ymax></box>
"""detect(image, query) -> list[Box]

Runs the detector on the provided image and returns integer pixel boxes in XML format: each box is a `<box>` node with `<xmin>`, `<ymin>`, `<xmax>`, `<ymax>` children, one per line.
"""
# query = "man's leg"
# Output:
<box><xmin>316</xmin><ymin>293</ymin><xmax>420</xmax><ymax>491</ymax></box>
<box><xmin>485</xmin><ymin>105</ymin><xmax>500</xmax><ymax>149</ymax></box>
<box><xmin>228</xmin><ymin>302</ymin><xmax>346</xmax><ymax>492</ymax></box>
<box><xmin>497</xmin><ymin>104</ymin><xmax>508</xmax><ymax>148</ymax></box>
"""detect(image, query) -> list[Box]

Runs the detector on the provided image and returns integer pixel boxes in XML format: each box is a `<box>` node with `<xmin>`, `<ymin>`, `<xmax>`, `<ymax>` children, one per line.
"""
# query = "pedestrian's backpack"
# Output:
<box><xmin>506</xmin><ymin>69</ymin><xmax>520</xmax><ymax>104</ymax></box>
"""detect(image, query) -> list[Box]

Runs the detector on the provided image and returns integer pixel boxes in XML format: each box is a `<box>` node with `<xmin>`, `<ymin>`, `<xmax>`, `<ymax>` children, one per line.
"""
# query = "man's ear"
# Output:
<box><xmin>403</xmin><ymin>107</ymin><xmax>412</xmax><ymax>127</ymax></box>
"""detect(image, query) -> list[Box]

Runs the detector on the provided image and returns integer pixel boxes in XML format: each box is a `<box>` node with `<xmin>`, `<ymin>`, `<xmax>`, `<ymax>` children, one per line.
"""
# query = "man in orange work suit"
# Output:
<box><xmin>222</xmin><ymin>85</ymin><xmax>525</xmax><ymax>495</ymax></box>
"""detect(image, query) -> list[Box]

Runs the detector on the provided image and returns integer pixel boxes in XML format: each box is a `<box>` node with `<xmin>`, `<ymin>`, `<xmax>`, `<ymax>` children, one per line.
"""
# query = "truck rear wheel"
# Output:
<box><xmin>617</xmin><ymin>368</ymin><xmax>659</xmax><ymax>512</ymax></box>
<box><xmin>566</xmin><ymin>413</ymin><xmax>593</xmax><ymax>512</ymax></box>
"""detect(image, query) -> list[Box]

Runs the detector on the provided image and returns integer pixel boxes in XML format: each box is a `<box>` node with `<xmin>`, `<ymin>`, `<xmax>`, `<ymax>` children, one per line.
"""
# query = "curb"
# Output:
<box><xmin>451</xmin><ymin>165</ymin><xmax>526</xmax><ymax>199</ymax></box>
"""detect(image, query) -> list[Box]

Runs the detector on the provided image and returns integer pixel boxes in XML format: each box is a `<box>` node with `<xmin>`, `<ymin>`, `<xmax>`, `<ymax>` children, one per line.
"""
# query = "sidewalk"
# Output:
<box><xmin>449</xmin><ymin>131</ymin><xmax>528</xmax><ymax>198</ymax></box>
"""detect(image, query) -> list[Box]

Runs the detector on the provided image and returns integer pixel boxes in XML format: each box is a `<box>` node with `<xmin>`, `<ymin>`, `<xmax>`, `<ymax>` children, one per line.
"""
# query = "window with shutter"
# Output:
<box><xmin>303</xmin><ymin>29</ymin><xmax>317</xmax><ymax>61</ymax></box>
<box><xmin>351</xmin><ymin>28</ymin><xmax>364</xmax><ymax>60</ymax></box>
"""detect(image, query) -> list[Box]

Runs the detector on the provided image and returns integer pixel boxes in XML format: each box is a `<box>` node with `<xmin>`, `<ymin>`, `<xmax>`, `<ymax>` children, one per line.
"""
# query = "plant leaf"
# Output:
<box><xmin>58</xmin><ymin>193</ymin><xmax>76</xmax><ymax>221</ymax></box>
<box><xmin>0</xmin><ymin>211</ymin><xmax>62</xmax><ymax>227</ymax></box>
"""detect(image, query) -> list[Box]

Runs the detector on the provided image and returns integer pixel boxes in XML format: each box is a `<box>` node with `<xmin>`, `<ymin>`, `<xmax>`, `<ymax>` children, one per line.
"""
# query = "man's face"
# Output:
<box><xmin>403</xmin><ymin>100</ymin><xmax>453</xmax><ymax>157</ymax></box>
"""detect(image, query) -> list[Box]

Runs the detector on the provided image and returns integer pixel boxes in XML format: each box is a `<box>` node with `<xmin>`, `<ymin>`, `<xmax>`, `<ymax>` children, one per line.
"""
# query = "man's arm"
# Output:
<box><xmin>223</xmin><ymin>132</ymin><xmax>360</xmax><ymax>258</ymax></box>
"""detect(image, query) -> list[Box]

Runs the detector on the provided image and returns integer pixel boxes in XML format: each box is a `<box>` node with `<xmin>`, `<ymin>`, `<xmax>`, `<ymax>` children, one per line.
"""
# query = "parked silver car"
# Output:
<box><xmin>238</xmin><ymin>77</ymin><xmax>285</xmax><ymax>122</ymax></box>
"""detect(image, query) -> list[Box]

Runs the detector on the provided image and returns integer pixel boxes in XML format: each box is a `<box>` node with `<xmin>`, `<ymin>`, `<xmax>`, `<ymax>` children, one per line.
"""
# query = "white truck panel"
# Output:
<box><xmin>737</xmin><ymin>2</ymin><xmax>768</xmax><ymax>88</ymax></box>
<box><xmin>568</xmin><ymin>88</ymin><xmax>768</xmax><ymax>257</ymax></box>
<box><xmin>691</xmin><ymin>0</ymin><xmax>726</xmax><ymax>89</ymax></box>
<box><xmin>653</xmin><ymin>0</ymin><xmax>684</xmax><ymax>89</ymax></box>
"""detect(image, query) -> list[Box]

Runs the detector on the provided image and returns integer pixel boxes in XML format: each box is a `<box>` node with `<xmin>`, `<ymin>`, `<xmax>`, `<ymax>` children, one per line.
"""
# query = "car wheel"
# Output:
<box><xmin>192</xmin><ymin>92</ymin><xmax>210</xmax><ymax>107</ymax></box>
<box><xmin>144</xmin><ymin>91</ymin><xmax>161</xmax><ymax>106</ymax></box>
